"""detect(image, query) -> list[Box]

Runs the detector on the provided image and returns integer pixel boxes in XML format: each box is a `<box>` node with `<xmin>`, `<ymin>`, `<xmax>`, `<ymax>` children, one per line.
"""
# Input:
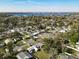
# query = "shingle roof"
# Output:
<box><xmin>16</xmin><ymin>52</ymin><xmax>33</xmax><ymax>59</ymax></box>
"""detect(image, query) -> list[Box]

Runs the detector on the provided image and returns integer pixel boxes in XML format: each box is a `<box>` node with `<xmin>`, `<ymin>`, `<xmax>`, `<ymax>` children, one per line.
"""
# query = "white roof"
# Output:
<box><xmin>76</xmin><ymin>42</ymin><xmax>79</xmax><ymax>45</ymax></box>
<box><xmin>27</xmin><ymin>45</ymin><xmax>38</xmax><ymax>52</ymax></box>
<box><xmin>4</xmin><ymin>39</ymin><xmax>11</xmax><ymax>44</ymax></box>
<box><xmin>11</xmin><ymin>29</ymin><xmax>15</xmax><ymax>32</ymax></box>
<box><xmin>59</xmin><ymin>30</ymin><xmax>66</xmax><ymax>33</ymax></box>
<box><xmin>27</xmin><ymin>43</ymin><xmax>43</xmax><ymax>53</ymax></box>
<box><xmin>32</xmin><ymin>31</ymin><xmax>40</xmax><ymax>36</ymax></box>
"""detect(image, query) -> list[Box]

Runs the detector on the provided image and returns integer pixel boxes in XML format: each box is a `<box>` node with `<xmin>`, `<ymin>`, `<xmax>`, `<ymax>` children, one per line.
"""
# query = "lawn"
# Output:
<box><xmin>34</xmin><ymin>49</ymin><xmax>49</xmax><ymax>59</ymax></box>
<box><xmin>0</xmin><ymin>48</ymin><xmax>6</xmax><ymax>55</ymax></box>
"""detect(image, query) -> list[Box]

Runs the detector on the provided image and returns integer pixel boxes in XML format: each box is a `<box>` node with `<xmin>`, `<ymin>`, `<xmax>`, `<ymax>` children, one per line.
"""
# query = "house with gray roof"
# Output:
<box><xmin>16</xmin><ymin>52</ymin><xmax>35</xmax><ymax>59</ymax></box>
<box><xmin>0</xmin><ymin>42</ymin><xmax>5</xmax><ymax>48</ymax></box>
<box><xmin>59</xmin><ymin>54</ymin><xmax>79</xmax><ymax>59</ymax></box>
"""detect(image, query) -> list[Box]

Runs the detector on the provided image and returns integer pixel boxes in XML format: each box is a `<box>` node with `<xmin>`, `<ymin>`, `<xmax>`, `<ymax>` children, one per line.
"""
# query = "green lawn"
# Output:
<box><xmin>0</xmin><ymin>48</ymin><xmax>6</xmax><ymax>55</ymax></box>
<box><xmin>34</xmin><ymin>49</ymin><xmax>49</xmax><ymax>59</ymax></box>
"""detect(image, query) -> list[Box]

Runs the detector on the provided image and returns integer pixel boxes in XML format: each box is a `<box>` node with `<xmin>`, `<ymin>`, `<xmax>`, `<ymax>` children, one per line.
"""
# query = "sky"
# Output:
<box><xmin>0</xmin><ymin>0</ymin><xmax>79</xmax><ymax>12</ymax></box>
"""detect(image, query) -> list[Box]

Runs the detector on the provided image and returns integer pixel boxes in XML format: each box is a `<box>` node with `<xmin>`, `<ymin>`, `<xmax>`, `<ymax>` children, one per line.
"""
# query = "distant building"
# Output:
<box><xmin>0</xmin><ymin>42</ymin><xmax>5</xmax><ymax>48</ymax></box>
<box><xmin>76</xmin><ymin>41</ymin><xmax>79</xmax><ymax>49</ymax></box>
<box><xmin>46</xmin><ymin>26</ymin><xmax>51</xmax><ymax>30</ymax></box>
<box><xmin>28</xmin><ymin>39</ymin><xmax>33</xmax><ymax>46</ymax></box>
<box><xmin>16</xmin><ymin>52</ymin><xmax>35</xmax><ymax>59</ymax></box>
<box><xmin>4</xmin><ymin>38</ymin><xmax>12</xmax><ymax>44</ymax></box>
<box><xmin>23</xmin><ymin>35</ymin><xmax>30</xmax><ymax>39</ymax></box>
<box><xmin>33</xmin><ymin>36</ymin><xmax>38</xmax><ymax>39</ymax></box>
<box><xmin>5</xmin><ymin>48</ymin><xmax>9</xmax><ymax>53</ymax></box>
<box><xmin>59</xmin><ymin>29</ymin><xmax>66</xmax><ymax>33</ymax></box>
<box><xmin>10</xmin><ymin>29</ymin><xmax>15</xmax><ymax>33</ymax></box>
<box><xmin>59</xmin><ymin>26</ymin><xmax>71</xmax><ymax>33</ymax></box>
<box><xmin>31</xmin><ymin>31</ymin><xmax>40</xmax><ymax>36</ymax></box>
<box><xmin>59</xmin><ymin>54</ymin><xmax>69</xmax><ymax>59</ymax></box>
<box><xmin>13</xmin><ymin>46</ymin><xmax>23</xmax><ymax>52</ymax></box>
<box><xmin>32</xmin><ymin>36</ymin><xmax>38</xmax><ymax>41</ymax></box>
<box><xmin>13</xmin><ymin>38</ymin><xmax>22</xmax><ymax>43</ymax></box>
<box><xmin>59</xmin><ymin>54</ymin><xmax>79</xmax><ymax>59</ymax></box>
<box><xmin>35</xmin><ymin>43</ymin><xmax>44</xmax><ymax>48</ymax></box>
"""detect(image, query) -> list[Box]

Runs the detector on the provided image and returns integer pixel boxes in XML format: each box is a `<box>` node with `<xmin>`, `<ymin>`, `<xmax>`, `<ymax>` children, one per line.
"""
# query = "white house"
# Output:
<box><xmin>27</xmin><ymin>43</ymin><xmax>43</xmax><ymax>53</ymax></box>
<box><xmin>4</xmin><ymin>39</ymin><xmax>12</xmax><ymax>44</ymax></box>
<box><xmin>27</xmin><ymin>45</ymin><xmax>38</xmax><ymax>53</ymax></box>
<box><xmin>31</xmin><ymin>31</ymin><xmax>40</xmax><ymax>36</ymax></box>
<box><xmin>76</xmin><ymin>41</ymin><xmax>79</xmax><ymax>49</ymax></box>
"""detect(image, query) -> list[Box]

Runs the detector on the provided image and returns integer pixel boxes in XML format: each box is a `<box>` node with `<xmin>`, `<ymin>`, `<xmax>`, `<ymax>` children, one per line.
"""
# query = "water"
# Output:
<box><xmin>0</xmin><ymin>12</ymin><xmax>73</xmax><ymax>16</ymax></box>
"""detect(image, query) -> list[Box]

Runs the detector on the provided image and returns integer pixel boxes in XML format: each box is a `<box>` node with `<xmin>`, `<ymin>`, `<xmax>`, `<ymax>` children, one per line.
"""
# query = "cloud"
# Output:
<box><xmin>0</xmin><ymin>5</ymin><xmax>79</xmax><ymax>12</ymax></box>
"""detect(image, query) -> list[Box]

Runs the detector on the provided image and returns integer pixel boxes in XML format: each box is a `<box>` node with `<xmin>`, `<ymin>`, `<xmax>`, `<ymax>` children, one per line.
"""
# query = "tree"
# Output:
<box><xmin>43</xmin><ymin>36</ymin><xmax>65</xmax><ymax>59</ymax></box>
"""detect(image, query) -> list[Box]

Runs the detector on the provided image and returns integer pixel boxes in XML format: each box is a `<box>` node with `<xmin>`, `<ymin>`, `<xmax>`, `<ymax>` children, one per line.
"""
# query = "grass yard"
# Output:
<box><xmin>34</xmin><ymin>49</ymin><xmax>49</xmax><ymax>59</ymax></box>
<box><xmin>0</xmin><ymin>48</ymin><xmax>6</xmax><ymax>55</ymax></box>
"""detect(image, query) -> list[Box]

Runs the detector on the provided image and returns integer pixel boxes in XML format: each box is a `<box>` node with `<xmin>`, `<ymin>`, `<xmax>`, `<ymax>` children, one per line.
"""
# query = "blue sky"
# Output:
<box><xmin>0</xmin><ymin>0</ymin><xmax>79</xmax><ymax>12</ymax></box>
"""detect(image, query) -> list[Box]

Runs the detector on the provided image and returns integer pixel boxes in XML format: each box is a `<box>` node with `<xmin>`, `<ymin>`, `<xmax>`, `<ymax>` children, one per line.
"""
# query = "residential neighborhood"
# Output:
<box><xmin>0</xmin><ymin>13</ymin><xmax>79</xmax><ymax>59</ymax></box>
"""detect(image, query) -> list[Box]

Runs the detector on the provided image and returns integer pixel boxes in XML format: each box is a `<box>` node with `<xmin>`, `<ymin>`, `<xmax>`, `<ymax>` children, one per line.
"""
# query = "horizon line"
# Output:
<box><xmin>0</xmin><ymin>11</ymin><xmax>79</xmax><ymax>13</ymax></box>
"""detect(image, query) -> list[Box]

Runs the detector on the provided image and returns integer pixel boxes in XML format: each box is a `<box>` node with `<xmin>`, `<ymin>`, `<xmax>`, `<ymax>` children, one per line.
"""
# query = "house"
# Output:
<box><xmin>13</xmin><ymin>46</ymin><xmax>23</xmax><ymax>52</ymax></box>
<box><xmin>27</xmin><ymin>43</ymin><xmax>43</xmax><ymax>53</ymax></box>
<box><xmin>27</xmin><ymin>45</ymin><xmax>38</xmax><ymax>53</ymax></box>
<box><xmin>13</xmin><ymin>38</ymin><xmax>22</xmax><ymax>43</ymax></box>
<box><xmin>33</xmin><ymin>36</ymin><xmax>38</xmax><ymax>39</ymax></box>
<box><xmin>31</xmin><ymin>30</ymin><xmax>45</xmax><ymax>37</ymax></box>
<box><xmin>31</xmin><ymin>31</ymin><xmax>40</xmax><ymax>36</ymax></box>
<box><xmin>59</xmin><ymin>26</ymin><xmax>71</xmax><ymax>33</ymax></box>
<box><xmin>10</xmin><ymin>29</ymin><xmax>15</xmax><ymax>33</ymax></box>
<box><xmin>59</xmin><ymin>29</ymin><xmax>66</xmax><ymax>33</ymax></box>
<box><xmin>23</xmin><ymin>35</ymin><xmax>30</xmax><ymax>39</ymax></box>
<box><xmin>59</xmin><ymin>54</ymin><xmax>79</xmax><ymax>59</ymax></box>
<box><xmin>28</xmin><ymin>39</ymin><xmax>33</xmax><ymax>46</ymax></box>
<box><xmin>46</xmin><ymin>26</ymin><xmax>51</xmax><ymax>30</ymax></box>
<box><xmin>32</xmin><ymin>36</ymin><xmax>38</xmax><ymax>41</ymax></box>
<box><xmin>5</xmin><ymin>48</ymin><xmax>9</xmax><ymax>54</ymax></box>
<box><xmin>76</xmin><ymin>41</ymin><xmax>79</xmax><ymax>49</ymax></box>
<box><xmin>40</xmin><ymin>30</ymin><xmax>45</xmax><ymax>33</ymax></box>
<box><xmin>4</xmin><ymin>39</ymin><xmax>12</xmax><ymax>44</ymax></box>
<box><xmin>16</xmin><ymin>52</ymin><xmax>35</xmax><ymax>59</ymax></box>
<box><xmin>35</xmin><ymin>43</ymin><xmax>44</xmax><ymax>48</ymax></box>
<box><xmin>0</xmin><ymin>42</ymin><xmax>5</xmax><ymax>48</ymax></box>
